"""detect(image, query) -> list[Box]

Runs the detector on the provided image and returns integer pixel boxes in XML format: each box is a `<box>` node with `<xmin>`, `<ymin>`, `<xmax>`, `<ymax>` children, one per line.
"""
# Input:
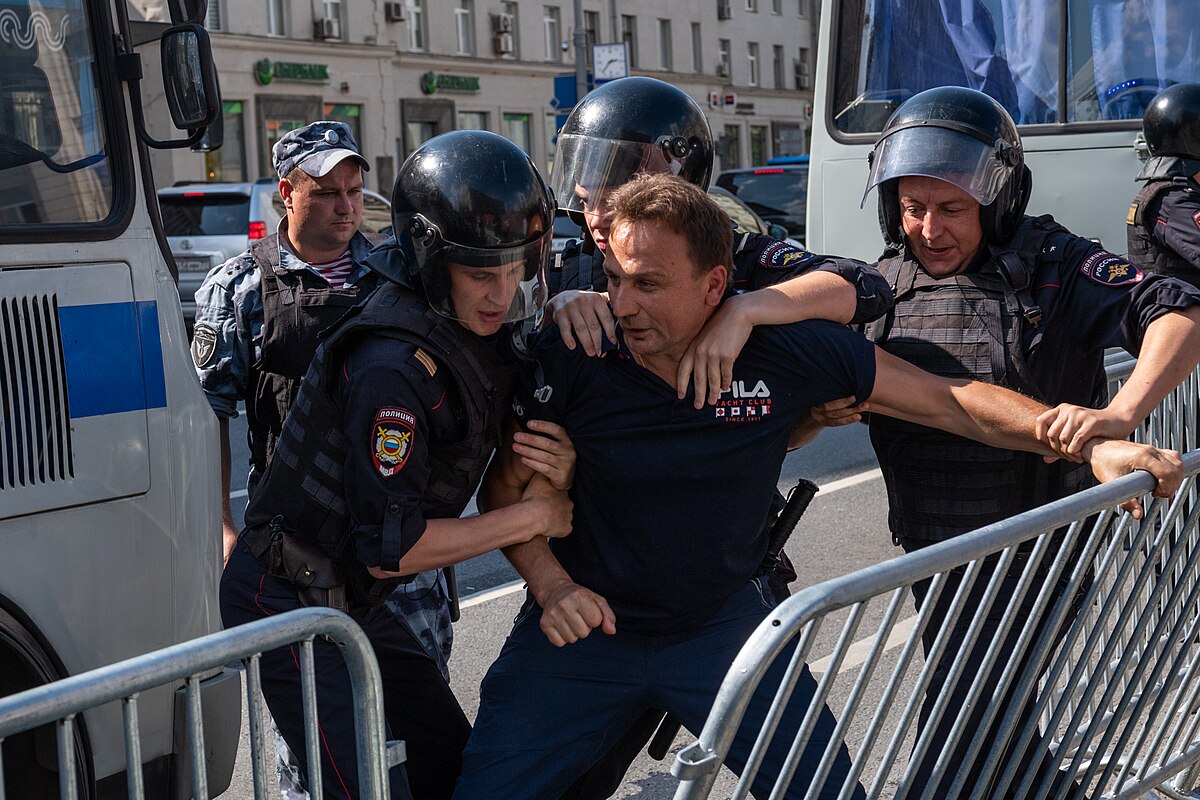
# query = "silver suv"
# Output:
<box><xmin>158</xmin><ymin>179</ymin><xmax>392</xmax><ymax>320</ymax></box>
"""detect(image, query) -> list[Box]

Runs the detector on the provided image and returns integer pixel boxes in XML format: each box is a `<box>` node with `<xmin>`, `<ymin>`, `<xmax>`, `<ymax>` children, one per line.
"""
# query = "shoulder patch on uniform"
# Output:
<box><xmin>1079</xmin><ymin>251</ymin><xmax>1143</xmax><ymax>286</ymax></box>
<box><xmin>1193</xmin><ymin>209</ymin><xmax>1200</xmax><ymax>230</ymax></box>
<box><xmin>372</xmin><ymin>408</ymin><xmax>416</xmax><ymax>478</ymax></box>
<box><xmin>758</xmin><ymin>241</ymin><xmax>810</xmax><ymax>268</ymax></box>
<box><xmin>413</xmin><ymin>348</ymin><xmax>438</xmax><ymax>377</ymax></box>
<box><xmin>191</xmin><ymin>323</ymin><xmax>218</xmax><ymax>368</ymax></box>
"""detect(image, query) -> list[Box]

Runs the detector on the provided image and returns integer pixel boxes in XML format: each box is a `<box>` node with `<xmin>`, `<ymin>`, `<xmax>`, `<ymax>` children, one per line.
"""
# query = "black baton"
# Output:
<box><xmin>761</xmin><ymin>478</ymin><xmax>820</xmax><ymax>573</ymax></box>
<box><xmin>445</xmin><ymin>565</ymin><xmax>461</xmax><ymax>623</ymax></box>
<box><xmin>646</xmin><ymin>478</ymin><xmax>821</xmax><ymax>762</ymax></box>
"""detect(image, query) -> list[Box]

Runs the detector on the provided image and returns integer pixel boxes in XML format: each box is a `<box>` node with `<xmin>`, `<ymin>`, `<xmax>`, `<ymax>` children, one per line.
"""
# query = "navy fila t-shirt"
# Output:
<box><xmin>515</xmin><ymin>318</ymin><xmax>876</xmax><ymax>634</ymax></box>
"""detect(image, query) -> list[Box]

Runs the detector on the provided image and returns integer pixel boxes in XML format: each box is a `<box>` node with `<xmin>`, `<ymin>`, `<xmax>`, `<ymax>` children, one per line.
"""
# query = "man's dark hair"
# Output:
<box><xmin>606</xmin><ymin>173</ymin><xmax>732</xmax><ymax>285</ymax></box>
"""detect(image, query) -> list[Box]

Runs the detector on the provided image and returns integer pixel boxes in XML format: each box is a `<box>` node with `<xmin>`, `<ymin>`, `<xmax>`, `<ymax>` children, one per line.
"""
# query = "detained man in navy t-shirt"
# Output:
<box><xmin>450</xmin><ymin>175</ymin><xmax>1183</xmax><ymax>800</ymax></box>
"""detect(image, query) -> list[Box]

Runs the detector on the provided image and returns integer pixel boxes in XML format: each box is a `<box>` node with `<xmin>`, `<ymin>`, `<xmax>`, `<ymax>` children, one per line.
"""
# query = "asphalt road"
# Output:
<box><xmin>217</xmin><ymin>411</ymin><xmax>896</xmax><ymax>799</ymax></box>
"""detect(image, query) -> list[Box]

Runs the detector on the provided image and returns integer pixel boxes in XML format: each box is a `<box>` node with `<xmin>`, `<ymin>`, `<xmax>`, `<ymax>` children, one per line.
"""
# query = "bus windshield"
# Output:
<box><xmin>0</xmin><ymin>0</ymin><xmax>114</xmax><ymax>226</ymax></box>
<box><xmin>831</xmin><ymin>0</ymin><xmax>1200</xmax><ymax>134</ymax></box>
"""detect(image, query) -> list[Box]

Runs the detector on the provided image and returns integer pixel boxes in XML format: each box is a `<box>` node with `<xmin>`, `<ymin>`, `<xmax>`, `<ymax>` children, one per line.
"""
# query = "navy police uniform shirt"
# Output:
<box><xmin>515</xmin><ymin>318</ymin><xmax>876</xmax><ymax>634</ymax></box>
<box><xmin>995</xmin><ymin>228</ymin><xmax>1200</xmax><ymax>406</ymax></box>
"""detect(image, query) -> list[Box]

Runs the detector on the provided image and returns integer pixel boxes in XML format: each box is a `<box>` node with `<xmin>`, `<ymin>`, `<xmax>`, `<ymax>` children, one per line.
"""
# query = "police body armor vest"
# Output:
<box><xmin>1127</xmin><ymin>158</ymin><xmax>1200</xmax><ymax>284</ymax></box>
<box><xmin>864</xmin><ymin>216</ymin><xmax>1094</xmax><ymax>544</ymax></box>
<box><xmin>245</xmin><ymin>231</ymin><xmax>385</xmax><ymax>475</ymax></box>
<box><xmin>255</xmin><ymin>281</ymin><xmax>516</xmax><ymax>570</ymax></box>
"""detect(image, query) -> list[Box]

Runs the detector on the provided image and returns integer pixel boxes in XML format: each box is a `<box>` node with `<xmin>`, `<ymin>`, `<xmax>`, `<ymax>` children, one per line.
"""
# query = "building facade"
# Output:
<box><xmin>150</xmin><ymin>0</ymin><xmax>818</xmax><ymax>190</ymax></box>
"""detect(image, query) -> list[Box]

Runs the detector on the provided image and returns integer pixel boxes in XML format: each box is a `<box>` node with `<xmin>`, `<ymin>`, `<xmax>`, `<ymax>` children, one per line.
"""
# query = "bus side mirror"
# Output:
<box><xmin>161</xmin><ymin>25</ymin><xmax>219</xmax><ymax>131</ymax></box>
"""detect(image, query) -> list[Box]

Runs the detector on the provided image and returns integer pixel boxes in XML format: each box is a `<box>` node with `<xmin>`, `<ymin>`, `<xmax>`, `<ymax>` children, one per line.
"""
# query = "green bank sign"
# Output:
<box><xmin>254</xmin><ymin>59</ymin><xmax>330</xmax><ymax>85</ymax></box>
<box><xmin>420</xmin><ymin>71</ymin><xmax>480</xmax><ymax>94</ymax></box>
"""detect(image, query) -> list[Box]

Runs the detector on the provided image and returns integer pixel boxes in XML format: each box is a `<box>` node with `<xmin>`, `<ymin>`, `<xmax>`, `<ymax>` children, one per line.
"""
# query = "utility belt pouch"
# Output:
<box><xmin>265</xmin><ymin>517</ymin><xmax>349</xmax><ymax>613</ymax></box>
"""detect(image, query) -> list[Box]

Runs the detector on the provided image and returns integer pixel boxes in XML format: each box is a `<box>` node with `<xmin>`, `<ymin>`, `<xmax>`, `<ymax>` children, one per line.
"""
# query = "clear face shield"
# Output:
<box><xmin>401</xmin><ymin>212</ymin><xmax>552</xmax><ymax>325</ymax></box>
<box><xmin>550</xmin><ymin>133</ymin><xmax>692</xmax><ymax>219</ymax></box>
<box><xmin>861</xmin><ymin>125</ymin><xmax>1017</xmax><ymax>207</ymax></box>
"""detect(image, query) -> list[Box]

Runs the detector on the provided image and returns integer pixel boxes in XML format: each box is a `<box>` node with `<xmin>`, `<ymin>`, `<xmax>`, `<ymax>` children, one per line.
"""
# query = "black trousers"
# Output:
<box><xmin>904</xmin><ymin>547</ymin><xmax>1087</xmax><ymax>800</ymax></box>
<box><xmin>221</xmin><ymin>543</ymin><xmax>471</xmax><ymax>800</ymax></box>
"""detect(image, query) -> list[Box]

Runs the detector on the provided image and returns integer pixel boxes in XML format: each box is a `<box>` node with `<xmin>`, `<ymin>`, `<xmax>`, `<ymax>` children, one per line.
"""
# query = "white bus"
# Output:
<box><xmin>0</xmin><ymin>0</ymin><xmax>239</xmax><ymax>796</ymax></box>
<box><xmin>807</xmin><ymin>0</ymin><xmax>1200</xmax><ymax>262</ymax></box>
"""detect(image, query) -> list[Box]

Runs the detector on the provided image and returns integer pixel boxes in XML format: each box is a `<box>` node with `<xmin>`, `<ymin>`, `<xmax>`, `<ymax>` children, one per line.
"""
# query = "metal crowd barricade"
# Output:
<box><xmin>672</xmin><ymin>452</ymin><xmax>1200</xmax><ymax>800</ymax></box>
<box><xmin>0</xmin><ymin>607</ymin><xmax>397</xmax><ymax>800</ymax></box>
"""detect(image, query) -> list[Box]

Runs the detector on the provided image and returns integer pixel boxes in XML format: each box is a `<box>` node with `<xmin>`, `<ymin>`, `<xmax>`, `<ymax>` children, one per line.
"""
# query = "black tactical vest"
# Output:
<box><xmin>864</xmin><ymin>218</ymin><xmax>1095</xmax><ymax>544</ymax></box>
<box><xmin>247</xmin><ymin>281</ymin><xmax>517</xmax><ymax>569</ymax></box>
<box><xmin>1127</xmin><ymin>164</ymin><xmax>1200</xmax><ymax>286</ymax></box>
<box><xmin>245</xmin><ymin>231</ymin><xmax>385</xmax><ymax>476</ymax></box>
<box><xmin>552</xmin><ymin>237</ymin><xmax>607</xmax><ymax>294</ymax></box>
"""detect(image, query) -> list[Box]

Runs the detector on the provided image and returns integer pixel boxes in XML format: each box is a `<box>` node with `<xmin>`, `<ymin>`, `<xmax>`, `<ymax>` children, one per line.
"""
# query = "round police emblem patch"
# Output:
<box><xmin>191</xmin><ymin>323</ymin><xmax>218</xmax><ymax>368</ymax></box>
<box><xmin>1079</xmin><ymin>251</ymin><xmax>1143</xmax><ymax>287</ymax></box>
<box><xmin>373</xmin><ymin>407</ymin><xmax>416</xmax><ymax>478</ymax></box>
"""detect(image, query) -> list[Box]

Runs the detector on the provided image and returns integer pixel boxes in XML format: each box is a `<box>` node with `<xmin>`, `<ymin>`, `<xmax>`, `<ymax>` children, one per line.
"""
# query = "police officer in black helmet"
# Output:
<box><xmin>220</xmin><ymin>130</ymin><xmax>575</xmax><ymax>800</ymax></box>
<box><xmin>1128</xmin><ymin>83</ymin><xmax>1200</xmax><ymax>289</ymax></box>
<box><xmin>545</xmin><ymin>77</ymin><xmax>892</xmax><ymax>406</ymax></box>
<box><xmin>810</xmin><ymin>85</ymin><xmax>1200</xmax><ymax>799</ymax></box>
<box><xmin>542</xmin><ymin>77</ymin><xmax>892</xmax><ymax>800</ymax></box>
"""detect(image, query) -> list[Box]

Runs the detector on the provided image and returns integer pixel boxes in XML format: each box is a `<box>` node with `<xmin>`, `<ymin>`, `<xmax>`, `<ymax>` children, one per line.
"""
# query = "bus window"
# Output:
<box><xmin>0</xmin><ymin>0</ymin><xmax>115</xmax><ymax>226</ymax></box>
<box><xmin>830</xmin><ymin>0</ymin><xmax>1200</xmax><ymax>135</ymax></box>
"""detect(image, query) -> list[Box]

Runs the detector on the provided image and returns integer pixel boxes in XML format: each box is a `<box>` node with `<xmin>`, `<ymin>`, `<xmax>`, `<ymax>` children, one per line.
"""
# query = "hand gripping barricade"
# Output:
<box><xmin>673</xmin><ymin>359</ymin><xmax>1200</xmax><ymax>800</ymax></box>
<box><xmin>0</xmin><ymin>608</ymin><xmax>398</xmax><ymax>800</ymax></box>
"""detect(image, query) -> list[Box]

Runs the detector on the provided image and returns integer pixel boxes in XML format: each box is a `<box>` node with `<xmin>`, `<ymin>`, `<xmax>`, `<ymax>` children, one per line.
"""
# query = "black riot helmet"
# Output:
<box><xmin>378</xmin><ymin>130</ymin><xmax>554</xmax><ymax>325</ymax></box>
<box><xmin>1143</xmin><ymin>84</ymin><xmax>1200</xmax><ymax>160</ymax></box>
<box><xmin>550</xmin><ymin>77</ymin><xmax>714</xmax><ymax>223</ymax></box>
<box><xmin>863</xmin><ymin>86</ymin><xmax>1032</xmax><ymax>245</ymax></box>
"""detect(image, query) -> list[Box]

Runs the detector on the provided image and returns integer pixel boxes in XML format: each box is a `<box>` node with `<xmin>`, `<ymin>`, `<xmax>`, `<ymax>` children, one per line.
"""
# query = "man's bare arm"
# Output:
<box><xmin>482</xmin><ymin>418</ymin><xmax>616</xmax><ymax>645</ymax></box>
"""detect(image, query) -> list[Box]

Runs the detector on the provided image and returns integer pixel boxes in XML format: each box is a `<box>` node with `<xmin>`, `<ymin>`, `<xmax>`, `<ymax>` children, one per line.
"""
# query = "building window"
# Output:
<box><xmin>501</xmin><ymin>2</ymin><xmax>520</xmax><ymax>58</ymax></box>
<box><xmin>722</xmin><ymin>124</ymin><xmax>741</xmax><ymax>169</ymax></box>
<box><xmin>772</xmin><ymin>0</ymin><xmax>782</xmax><ymax>12</ymax></box>
<box><xmin>620</xmin><ymin>14</ymin><xmax>637</xmax><ymax>68</ymax></box>
<box><xmin>657</xmin><ymin>19</ymin><xmax>671</xmax><ymax>71</ymax></box>
<box><xmin>584</xmin><ymin>10</ymin><xmax>599</xmax><ymax>61</ymax></box>
<box><xmin>320</xmin><ymin>0</ymin><xmax>342</xmax><ymax>38</ymax></box>
<box><xmin>750</xmin><ymin>124</ymin><xmax>768</xmax><ymax>164</ymax></box>
<box><xmin>746</xmin><ymin>0</ymin><xmax>757</xmax><ymax>11</ymax></box>
<box><xmin>266</xmin><ymin>0</ymin><xmax>285</xmax><ymax>35</ymax></box>
<box><xmin>797</xmin><ymin>46</ymin><xmax>811</xmax><ymax>89</ymax></box>
<box><xmin>798</xmin><ymin>0</ymin><xmax>807</xmax><ymax>16</ymax></box>
<box><xmin>747</xmin><ymin>42</ymin><xmax>759</xmax><ymax>86</ymax></box>
<box><xmin>691</xmin><ymin>22</ymin><xmax>702</xmax><ymax>73</ymax></box>
<box><xmin>718</xmin><ymin>38</ymin><xmax>730</xmax><ymax>78</ymax></box>
<box><xmin>456</xmin><ymin>1</ymin><xmax>475</xmax><ymax>55</ymax></box>
<box><xmin>503</xmin><ymin>112</ymin><xmax>533</xmax><ymax>155</ymax></box>
<box><xmin>205</xmin><ymin>0</ymin><xmax>221</xmax><ymax>30</ymax></box>
<box><xmin>459</xmin><ymin>110</ymin><xmax>490</xmax><ymax>130</ymax></box>
<box><xmin>406</xmin><ymin>0</ymin><xmax>424</xmax><ymax>50</ymax></box>
<box><xmin>773</xmin><ymin>44</ymin><xmax>784</xmax><ymax>89</ymax></box>
<box><xmin>205</xmin><ymin>100</ymin><xmax>244</xmax><ymax>181</ymax></box>
<box><xmin>544</xmin><ymin>6</ymin><xmax>561</xmax><ymax>62</ymax></box>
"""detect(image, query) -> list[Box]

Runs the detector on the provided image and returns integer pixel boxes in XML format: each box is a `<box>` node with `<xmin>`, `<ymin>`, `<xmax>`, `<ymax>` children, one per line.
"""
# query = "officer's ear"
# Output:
<box><xmin>278</xmin><ymin>178</ymin><xmax>294</xmax><ymax>211</ymax></box>
<box><xmin>703</xmin><ymin>264</ymin><xmax>729</xmax><ymax>307</ymax></box>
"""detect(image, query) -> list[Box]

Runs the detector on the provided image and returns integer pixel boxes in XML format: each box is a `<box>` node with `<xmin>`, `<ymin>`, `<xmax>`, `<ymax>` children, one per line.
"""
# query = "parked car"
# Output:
<box><xmin>157</xmin><ymin>179</ymin><xmax>392</xmax><ymax>320</ymax></box>
<box><xmin>715</xmin><ymin>157</ymin><xmax>809</xmax><ymax>242</ymax></box>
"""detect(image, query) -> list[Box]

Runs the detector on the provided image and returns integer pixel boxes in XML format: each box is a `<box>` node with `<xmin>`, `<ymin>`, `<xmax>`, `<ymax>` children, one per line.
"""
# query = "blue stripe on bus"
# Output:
<box><xmin>58</xmin><ymin>301</ymin><xmax>167</xmax><ymax>418</ymax></box>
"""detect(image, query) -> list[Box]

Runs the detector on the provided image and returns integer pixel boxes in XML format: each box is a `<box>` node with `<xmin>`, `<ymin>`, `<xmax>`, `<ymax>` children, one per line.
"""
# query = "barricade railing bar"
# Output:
<box><xmin>0</xmin><ymin>607</ymin><xmax>395</xmax><ymax>800</ymax></box>
<box><xmin>672</xmin><ymin>452</ymin><xmax>1200</xmax><ymax>800</ymax></box>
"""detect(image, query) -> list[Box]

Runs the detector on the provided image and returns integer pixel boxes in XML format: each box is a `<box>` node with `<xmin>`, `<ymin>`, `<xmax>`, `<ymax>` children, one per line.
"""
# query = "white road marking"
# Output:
<box><xmin>461</xmin><ymin>579</ymin><xmax>525</xmax><ymax>609</ymax></box>
<box><xmin>809</xmin><ymin>614</ymin><xmax>917</xmax><ymax>676</ymax></box>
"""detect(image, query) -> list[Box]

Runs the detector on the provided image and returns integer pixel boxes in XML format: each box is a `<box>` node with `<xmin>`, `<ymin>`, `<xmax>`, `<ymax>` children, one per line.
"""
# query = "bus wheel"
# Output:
<box><xmin>0</xmin><ymin>608</ymin><xmax>95</xmax><ymax>800</ymax></box>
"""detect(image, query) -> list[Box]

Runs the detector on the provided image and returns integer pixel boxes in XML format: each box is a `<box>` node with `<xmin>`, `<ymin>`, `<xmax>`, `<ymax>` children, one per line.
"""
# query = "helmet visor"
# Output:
<box><xmin>550</xmin><ymin>133</ymin><xmax>685</xmax><ymax>216</ymax></box>
<box><xmin>862</xmin><ymin>125</ymin><xmax>1013</xmax><ymax>208</ymax></box>
<box><xmin>411</xmin><ymin>226</ymin><xmax>552</xmax><ymax>325</ymax></box>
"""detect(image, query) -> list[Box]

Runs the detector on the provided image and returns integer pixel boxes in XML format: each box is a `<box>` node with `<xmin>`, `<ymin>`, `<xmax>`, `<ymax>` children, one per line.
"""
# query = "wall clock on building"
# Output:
<box><xmin>592</xmin><ymin>43</ymin><xmax>628</xmax><ymax>82</ymax></box>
